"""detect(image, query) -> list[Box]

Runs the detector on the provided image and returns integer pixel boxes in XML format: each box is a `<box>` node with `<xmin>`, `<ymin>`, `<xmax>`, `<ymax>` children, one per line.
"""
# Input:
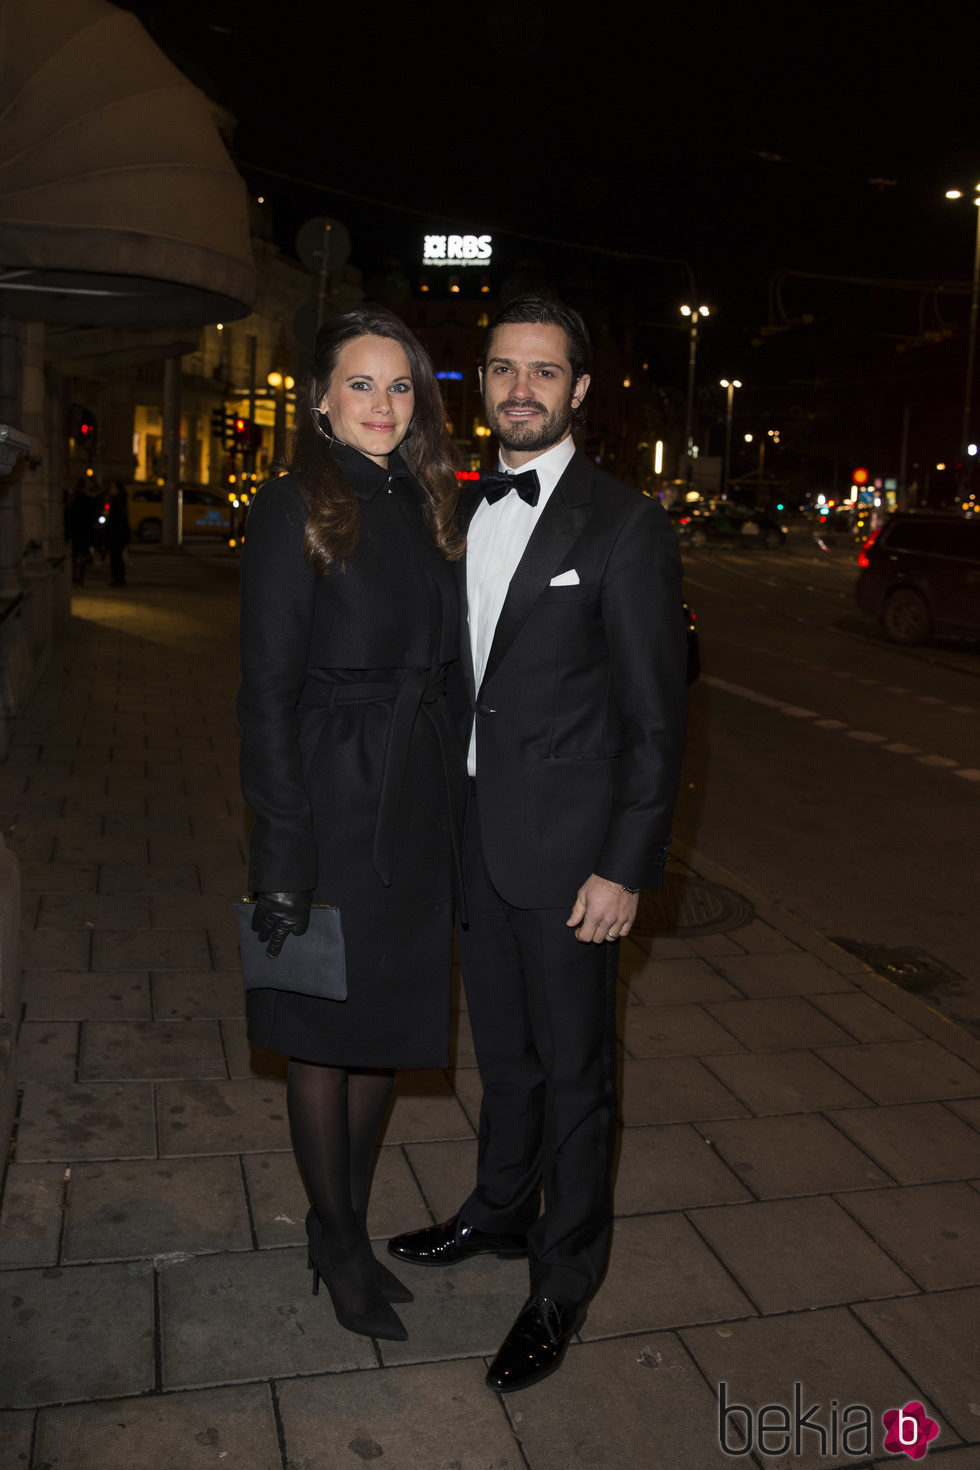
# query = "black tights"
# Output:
<box><xmin>287</xmin><ymin>1060</ymin><xmax>394</xmax><ymax>1313</ymax></box>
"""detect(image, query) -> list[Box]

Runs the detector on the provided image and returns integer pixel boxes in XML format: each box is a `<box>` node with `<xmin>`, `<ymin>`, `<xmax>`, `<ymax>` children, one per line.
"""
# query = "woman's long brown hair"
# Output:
<box><xmin>290</xmin><ymin>306</ymin><xmax>464</xmax><ymax>574</ymax></box>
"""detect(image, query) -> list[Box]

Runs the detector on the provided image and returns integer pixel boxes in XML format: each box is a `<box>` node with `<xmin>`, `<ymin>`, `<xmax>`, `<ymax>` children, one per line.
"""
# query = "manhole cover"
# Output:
<box><xmin>831</xmin><ymin>940</ymin><xmax>967</xmax><ymax>993</ymax></box>
<box><xmin>632</xmin><ymin>875</ymin><xmax>756</xmax><ymax>937</ymax></box>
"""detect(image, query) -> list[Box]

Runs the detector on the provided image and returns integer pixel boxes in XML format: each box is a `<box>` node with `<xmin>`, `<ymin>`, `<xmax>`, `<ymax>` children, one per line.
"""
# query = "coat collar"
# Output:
<box><xmin>331</xmin><ymin>441</ymin><xmax>413</xmax><ymax>502</ymax></box>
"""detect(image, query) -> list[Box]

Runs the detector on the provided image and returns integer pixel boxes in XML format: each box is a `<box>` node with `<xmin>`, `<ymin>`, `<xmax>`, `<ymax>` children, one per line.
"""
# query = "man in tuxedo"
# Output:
<box><xmin>389</xmin><ymin>296</ymin><xmax>688</xmax><ymax>1391</ymax></box>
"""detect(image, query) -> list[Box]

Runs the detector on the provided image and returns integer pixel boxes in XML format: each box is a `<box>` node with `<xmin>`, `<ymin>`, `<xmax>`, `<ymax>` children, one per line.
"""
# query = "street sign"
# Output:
<box><xmin>295</xmin><ymin>217</ymin><xmax>351</xmax><ymax>273</ymax></box>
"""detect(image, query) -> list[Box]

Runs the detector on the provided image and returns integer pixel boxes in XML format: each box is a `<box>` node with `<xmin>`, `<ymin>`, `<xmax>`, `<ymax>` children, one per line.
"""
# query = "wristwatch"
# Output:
<box><xmin>620</xmin><ymin>884</ymin><xmax>639</xmax><ymax>895</ymax></box>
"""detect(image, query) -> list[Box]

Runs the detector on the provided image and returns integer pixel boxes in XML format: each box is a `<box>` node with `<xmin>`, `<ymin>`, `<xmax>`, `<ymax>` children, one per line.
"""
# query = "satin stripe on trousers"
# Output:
<box><xmin>457</xmin><ymin>789</ymin><xmax>619</xmax><ymax>1307</ymax></box>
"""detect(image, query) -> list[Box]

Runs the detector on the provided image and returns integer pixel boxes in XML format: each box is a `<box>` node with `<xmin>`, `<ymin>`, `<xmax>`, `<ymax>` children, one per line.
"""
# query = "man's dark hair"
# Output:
<box><xmin>480</xmin><ymin>295</ymin><xmax>592</xmax><ymax>384</ymax></box>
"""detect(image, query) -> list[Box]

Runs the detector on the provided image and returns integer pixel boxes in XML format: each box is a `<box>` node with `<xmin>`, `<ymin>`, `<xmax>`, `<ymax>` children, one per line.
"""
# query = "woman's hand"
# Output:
<box><xmin>251</xmin><ymin>891</ymin><xmax>313</xmax><ymax>956</ymax></box>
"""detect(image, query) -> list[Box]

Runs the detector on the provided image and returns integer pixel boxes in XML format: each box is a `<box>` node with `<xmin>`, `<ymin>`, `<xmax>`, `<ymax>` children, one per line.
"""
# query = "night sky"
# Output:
<box><xmin>119</xmin><ymin>0</ymin><xmax>980</xmax><ymax>470</ymax></box>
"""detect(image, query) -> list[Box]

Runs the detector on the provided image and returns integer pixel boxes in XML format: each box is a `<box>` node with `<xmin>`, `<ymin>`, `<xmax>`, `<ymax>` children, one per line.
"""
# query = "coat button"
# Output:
<box><xmin>476</xmin><ymin>703</ymin><xmax>495</xmax><ymax>716</ymax></box>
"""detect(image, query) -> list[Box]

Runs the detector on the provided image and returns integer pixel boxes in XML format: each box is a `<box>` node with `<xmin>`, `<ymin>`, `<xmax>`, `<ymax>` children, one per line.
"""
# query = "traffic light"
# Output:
<box><xmin>210</xmin><ymin>407</ymin><xmax>235</xmax><ymax>449</ymax></box>
<box><xmin>233</xmin><ymin>418</ymin><xmax>262</xmax><ymax>457</ymax></box>
<box><xmin>71</xmin><ymin>403</ymin><xmax>97</xmax><ymax>456</ymax></box>
<box><xmin>211</xmin><ymin>409</ymin><xmax>262</xmax><ymax>455</ymax></box>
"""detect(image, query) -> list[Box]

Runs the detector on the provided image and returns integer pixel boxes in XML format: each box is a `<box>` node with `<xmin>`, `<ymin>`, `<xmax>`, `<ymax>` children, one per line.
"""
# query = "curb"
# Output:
<box><xmin>674</xmin><ymin>838</ymin><xmax>980</xmax><ymax>1069</ymax></box>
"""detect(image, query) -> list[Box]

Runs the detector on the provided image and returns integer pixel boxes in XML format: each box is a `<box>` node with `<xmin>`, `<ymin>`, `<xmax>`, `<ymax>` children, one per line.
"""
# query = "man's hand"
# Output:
<box><xmin>566</xmin><ymin>874</ymin><xmax>639</xmax><ymax>944</ymax></box>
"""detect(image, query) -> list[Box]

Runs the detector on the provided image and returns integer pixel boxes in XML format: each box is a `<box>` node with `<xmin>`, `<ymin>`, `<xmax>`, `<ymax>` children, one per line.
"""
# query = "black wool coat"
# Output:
<box><xmin>237</xmin><ymin>445</ymin><xmax>465</xmax><ymax>1067</ymax></box>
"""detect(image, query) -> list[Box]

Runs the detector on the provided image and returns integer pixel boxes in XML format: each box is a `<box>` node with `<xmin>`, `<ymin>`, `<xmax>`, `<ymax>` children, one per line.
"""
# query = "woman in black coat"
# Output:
<box><xmin>238</xmin><ymin>307</ymin><xmax>466</xmax><ymax>1341</ymax></box>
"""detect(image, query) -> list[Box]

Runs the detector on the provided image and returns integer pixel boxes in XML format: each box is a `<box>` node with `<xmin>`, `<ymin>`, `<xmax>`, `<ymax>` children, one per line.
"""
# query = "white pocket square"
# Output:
<box><xmin>549</xmin><ymin>569</ymin><xmax>580</xmax><ymax>586</ymax></box>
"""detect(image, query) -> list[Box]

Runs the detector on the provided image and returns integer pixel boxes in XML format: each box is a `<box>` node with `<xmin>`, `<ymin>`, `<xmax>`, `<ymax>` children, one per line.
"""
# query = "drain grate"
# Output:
<box><xmin>632</xmin><ymin>875</ymin><xmax>756</xmax><ymax>937</ymax></box>
<box><xmin>831</xmin><ymin>939</ymin><xmax>967</xmax><ymax>993</ymax></box>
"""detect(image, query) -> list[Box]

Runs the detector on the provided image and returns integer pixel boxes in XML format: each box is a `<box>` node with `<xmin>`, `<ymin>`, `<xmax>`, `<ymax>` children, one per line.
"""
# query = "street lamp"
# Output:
<box><xmin>944</xmin><ymin>184</ymin><xmax>980</xmax><ymax>455</ymax></box>
<box><xmin>680</xmin><ymin>303</ymin><xmax>710</xmax><ymax>478</ymax></box>
<box><xmin>720</xmin><ymin>379</ymin><xmax>742</xmax><ymax>494</ymax></box>
<box><xmin>267</xmin><ymin>370</ymin><xmax>295</xmax><ymax>465</ymax></box>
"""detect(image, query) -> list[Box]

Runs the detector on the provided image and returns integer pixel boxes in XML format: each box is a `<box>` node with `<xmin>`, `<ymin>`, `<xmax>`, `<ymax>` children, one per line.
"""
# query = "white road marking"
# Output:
<box><xmin>701</xmin><ymin>675</ymin><xmax>974</xmax><ymax>785</ymax></box>
<box><xmin>690</xmin><ymin>615</ymin><xmax>978</xmax><ymax>720</ymax></box>
<box><xmin>704</xmin><ymin>676</ymin><xmax>782</xmax><ymax>708</ymax></box>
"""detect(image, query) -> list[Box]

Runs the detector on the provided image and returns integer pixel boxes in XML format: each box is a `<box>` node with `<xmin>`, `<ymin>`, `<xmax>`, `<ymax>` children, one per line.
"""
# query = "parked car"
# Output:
<box><xmin>745</xmin><ymin>506</ymin><xmax>788</xmax><ymax>549</ymax></box>
<box><xmin>855</xmin><ymin>512</ymin><xmax>980</xmax><ymax>644</ymax></box>
<box><xmin>128</xmin><ymin>486</ymin><xmax>232</xmax><ymax>542</ymax></box>
<box><xmin>668</xmin><ymin>500</ymin><xmax>786</xmax><ymax>550</ymax></box>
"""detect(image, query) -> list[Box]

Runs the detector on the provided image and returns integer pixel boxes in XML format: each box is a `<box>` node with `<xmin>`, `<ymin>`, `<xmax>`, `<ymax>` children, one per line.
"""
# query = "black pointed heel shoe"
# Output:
<box><xmin>305</xmin><ymin>1211</ymin><xmax>413</xmax><ymax>1302</ymax></box>
<box><xmin>305</xmin><ymin>1211</ymin><xmax>408</xmax><ymax>1341</ymax></box>
<box><xmin>374</xmin><ymin>1258</ymin><xmax>414</xmax><ymax>1303</ymax></box>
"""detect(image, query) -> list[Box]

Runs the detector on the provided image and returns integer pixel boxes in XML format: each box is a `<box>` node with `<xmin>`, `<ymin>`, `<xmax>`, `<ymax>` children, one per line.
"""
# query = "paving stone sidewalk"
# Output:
<box><xmin>1</xmin><ymin>546</ymin><xmax>979</xmax><ymax>1470</ymax></box>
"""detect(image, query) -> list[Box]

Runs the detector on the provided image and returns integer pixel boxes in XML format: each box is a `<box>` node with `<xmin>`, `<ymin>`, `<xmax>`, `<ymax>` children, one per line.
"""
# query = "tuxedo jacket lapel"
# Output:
<box><xmin>479</xmin><ymin>452</ymin><xmax>593</xmax><ymax>694</ymax></box>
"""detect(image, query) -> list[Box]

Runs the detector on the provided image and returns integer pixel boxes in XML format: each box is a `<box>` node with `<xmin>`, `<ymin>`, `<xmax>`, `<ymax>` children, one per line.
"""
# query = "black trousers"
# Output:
<box><xmin>457</xmin><ymin>789</ymin><xmax>619</xmax><ymax>1308</ymax></box>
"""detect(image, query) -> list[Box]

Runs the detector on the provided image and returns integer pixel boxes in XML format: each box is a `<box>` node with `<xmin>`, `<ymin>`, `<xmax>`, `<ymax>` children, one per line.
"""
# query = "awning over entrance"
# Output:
<box><xmin>0</xmin><ymin>0</ymin><xmax>256</xmax><ymax>327</ymax></box>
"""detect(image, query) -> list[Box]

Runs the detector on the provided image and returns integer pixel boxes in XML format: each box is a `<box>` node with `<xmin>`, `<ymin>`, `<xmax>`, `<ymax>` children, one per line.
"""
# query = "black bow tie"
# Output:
<box><xmin>480</xmin><ymin>468</ymin><xmax>541</xmax><ymax>507</ymax></box>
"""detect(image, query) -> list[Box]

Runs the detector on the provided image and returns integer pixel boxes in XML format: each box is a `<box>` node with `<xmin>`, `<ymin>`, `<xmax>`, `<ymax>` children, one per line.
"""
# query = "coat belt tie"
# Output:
<box><xmin>298</xmin><ymin>668</ymin><xmax>464</xmax><ymax>910</ymax></box>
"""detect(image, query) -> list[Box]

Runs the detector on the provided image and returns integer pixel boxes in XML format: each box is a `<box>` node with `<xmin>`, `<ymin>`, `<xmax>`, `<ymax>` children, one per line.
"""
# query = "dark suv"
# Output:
<box><xmin>855</xmin><ymin>512</ymin><xmax>980</xmax><ymax>644</ymax></box>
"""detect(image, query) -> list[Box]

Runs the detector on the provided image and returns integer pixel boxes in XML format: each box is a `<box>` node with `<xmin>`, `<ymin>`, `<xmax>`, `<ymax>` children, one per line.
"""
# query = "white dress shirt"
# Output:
<box><xmin>466</xmin><ymin>434</ymin><xmax>577</xmax><ymax>774</ymax></box>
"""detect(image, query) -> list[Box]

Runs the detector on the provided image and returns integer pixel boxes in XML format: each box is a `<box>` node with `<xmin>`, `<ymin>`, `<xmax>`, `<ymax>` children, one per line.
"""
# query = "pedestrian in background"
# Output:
<box><xmin>237</xmin><ymin>306</ymin><xmax>466</xmax><ymax>1343</ymax></box>
<box><xmin>105</xmin><ymin>481</ymin><xmax>131</xmax><ymax>586</ymax></box>
<box><xmin>64</xmin><ymin>481</ymin><xmax>96</xmax><ymax>585</ymax></box>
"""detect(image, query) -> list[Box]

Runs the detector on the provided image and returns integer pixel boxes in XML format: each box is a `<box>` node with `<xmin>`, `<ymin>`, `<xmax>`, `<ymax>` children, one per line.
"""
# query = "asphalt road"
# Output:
<box><xmin>674</xmin><ymin>525</ymin><xmax>980</xmax><ymax>1036</ymax></box>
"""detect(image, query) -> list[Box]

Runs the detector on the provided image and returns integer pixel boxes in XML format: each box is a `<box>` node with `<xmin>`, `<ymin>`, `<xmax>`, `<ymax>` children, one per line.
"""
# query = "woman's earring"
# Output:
<box><xmin>311</xmin><ymin>408</ymin><xmax>334</xmax><ymax>442</ymax></box>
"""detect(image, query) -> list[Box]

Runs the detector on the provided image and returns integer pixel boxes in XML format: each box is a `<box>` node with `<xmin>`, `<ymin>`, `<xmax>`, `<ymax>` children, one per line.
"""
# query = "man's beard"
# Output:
<box><xmin>486</xmin><ymin>393</ymin><xmax>575</xmax><ymax>454</ymax></box>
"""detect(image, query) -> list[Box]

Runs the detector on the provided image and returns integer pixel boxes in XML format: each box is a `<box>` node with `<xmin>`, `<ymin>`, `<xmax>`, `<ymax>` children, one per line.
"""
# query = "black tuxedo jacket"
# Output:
<box><xmin>460</xmin><ymin>448</ymin><xmax>688</xmax><ymax>909</ymax></box>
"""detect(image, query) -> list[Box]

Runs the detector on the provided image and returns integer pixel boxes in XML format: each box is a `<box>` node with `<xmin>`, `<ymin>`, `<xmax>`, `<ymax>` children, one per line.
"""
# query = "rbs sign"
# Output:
<box><xmin>423</xmin><ymin>234</ymin><xmax>492</xmax><ymax>266</ymax></box>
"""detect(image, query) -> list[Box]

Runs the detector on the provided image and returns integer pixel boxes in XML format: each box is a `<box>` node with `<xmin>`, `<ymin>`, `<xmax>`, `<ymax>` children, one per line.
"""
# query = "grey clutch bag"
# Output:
<box><xmin>234</xmin><ymin>900</ymin><xmax>347</xmax><ymax>1001</ymax></box>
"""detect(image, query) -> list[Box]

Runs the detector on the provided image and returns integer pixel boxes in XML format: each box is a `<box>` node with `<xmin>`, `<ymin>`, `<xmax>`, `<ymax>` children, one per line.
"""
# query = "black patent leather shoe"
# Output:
<box><xmin>485</xmin><ymin>1296</ymin><xmax>584</xmax><ymax>1392</ymax></box>
<box><xmin>387</xmin><ymin>1213</ymin><xmax>527</xmax><ymax>1267</ymax></box>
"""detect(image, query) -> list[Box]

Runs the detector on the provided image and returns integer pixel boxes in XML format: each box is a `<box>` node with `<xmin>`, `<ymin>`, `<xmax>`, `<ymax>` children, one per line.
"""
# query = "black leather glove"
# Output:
<box><xmin>251</xmin><ymin>891</ymin><xmax>312</xmax><ymax>957</ymax></box>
